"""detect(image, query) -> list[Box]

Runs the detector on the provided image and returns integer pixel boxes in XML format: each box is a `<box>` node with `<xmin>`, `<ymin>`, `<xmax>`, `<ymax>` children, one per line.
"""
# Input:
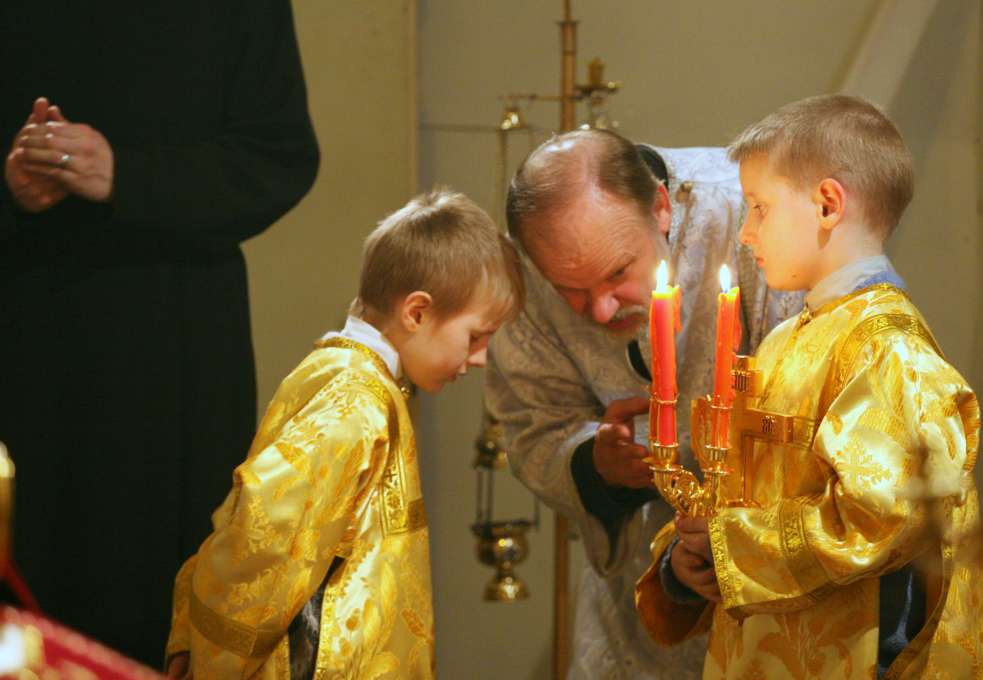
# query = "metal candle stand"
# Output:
<box><xmin>648</xmin><ymin>357</ymin><xmax>770</xmax><ymax>517</ymax></box>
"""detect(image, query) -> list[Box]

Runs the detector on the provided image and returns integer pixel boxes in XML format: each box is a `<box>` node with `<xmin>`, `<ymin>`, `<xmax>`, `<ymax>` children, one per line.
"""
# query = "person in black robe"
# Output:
<box><xmin>0</xmin><ymin>0</ymin><xmax>319</xmax><ymax>666</ymax></box>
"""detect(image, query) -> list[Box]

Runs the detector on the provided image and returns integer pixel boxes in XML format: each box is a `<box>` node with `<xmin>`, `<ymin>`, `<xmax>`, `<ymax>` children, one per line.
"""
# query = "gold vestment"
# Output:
<box><xmin>637</xmin><ymin>284</ymin><xmax>981</xmax><ymax>679</ymax></box>
<box><xmin>166</xmin><ymin>338</ymin><xmax>434</xmax><ymax>679</ymax></box>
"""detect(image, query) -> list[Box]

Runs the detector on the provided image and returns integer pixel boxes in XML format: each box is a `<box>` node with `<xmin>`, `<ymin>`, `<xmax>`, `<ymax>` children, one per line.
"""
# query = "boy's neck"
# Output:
<box><xmin>819</xmin><ymin>220</ymin><xmax>884</xmax><ymax>273</ymax></box>
<box><xmin>809</xmin><ymin>217</ymin><xmax>885</xmax><ymax>287</ymax></box>
<box><xmin>805</xmin><ymin>252</ymin><xmax>898</xmax><ymax>312</ymax></box>
<box><xmin>358</xmin><ymin>307</ymin><xmax>407</xmax><ymax>356</ymax></box>
<box><xmin>337</xmin><ymin>313</ymin><xmax>402</xmax><ymax>378</ymax></box>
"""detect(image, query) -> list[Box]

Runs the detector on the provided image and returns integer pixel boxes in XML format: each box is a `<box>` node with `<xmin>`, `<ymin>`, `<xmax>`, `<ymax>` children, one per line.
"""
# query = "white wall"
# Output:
<box><xmin>881</xmin><ymin>0</ymin><xmax>981</xmax><ymax>392</ymax></box>
<box><xmin>417</xmin><ymin>1</ymin><xmax>981</xmax><ymax>678</ymax></box>
<box><xmin>245</xmin><ymin>0</ymin><xmax>417</xmax><ymax>409</ymax></box>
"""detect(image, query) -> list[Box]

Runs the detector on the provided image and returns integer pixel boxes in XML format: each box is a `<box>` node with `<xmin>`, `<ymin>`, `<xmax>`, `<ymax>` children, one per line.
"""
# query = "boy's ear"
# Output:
<box><xmin>400</xmin><ymin>291</ymin><xmax>433</xmax><ymax>331</ymax></box>
<box><xmin>651</xmin><ymin>182</ymin><xmax>672</xmax><ymax>236</ymax></box>
<box><xmin>815</xmin><ymin>178</ymin><xmax>846</xmax><ymax>231</ymax></box>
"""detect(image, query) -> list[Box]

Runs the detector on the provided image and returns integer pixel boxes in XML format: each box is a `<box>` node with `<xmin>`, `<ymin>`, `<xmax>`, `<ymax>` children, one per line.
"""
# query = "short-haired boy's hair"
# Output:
<box><xmin>728</xmin><ymin>94</ymin><xmax>913</xmax><ymax>234</ymax></box>
<box><xmin>358</xmin><ymin>188</ymin><xmax>524</xmax><ymax>324</ymax></box>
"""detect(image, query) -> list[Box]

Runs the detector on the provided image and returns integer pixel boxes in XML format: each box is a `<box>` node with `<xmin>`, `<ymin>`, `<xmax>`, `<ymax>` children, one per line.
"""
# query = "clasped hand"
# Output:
<box><xmin>672</xmin><ymin>514</ymin><xmax>721</xmax><ymax>602</ymax></box>
<box><xmin>4</xmin><ymin>97</ymin><xmax>114</xmax><ymax>212</ymax></box>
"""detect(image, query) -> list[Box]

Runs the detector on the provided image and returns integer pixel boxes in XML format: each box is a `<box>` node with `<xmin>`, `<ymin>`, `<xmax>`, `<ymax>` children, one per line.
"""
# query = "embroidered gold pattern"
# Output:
<box><xmin>857</xmin><ymin>407</ymin><xmax>909</xmax><ymax>449</ymax></box>
<box><xmin>832</xmin><ymin>312</ymin><xmax>940</xmax><ymax>399</ymax></box>
<box><xmin>239</xmin><ymin>467</ymin><xmax>261</xmax><ymax>487</ymax></box>
<box><xmin>407</xmin><ymin>497</ymin><xmax>428</xmax><ymax>531</ymax></box>
<box><xmin>227</xmin><ymin>563</ymin><xmax>285</xmax><ymax>609</ymax></box>
<box><xmin>316</xmin><ymin>336</ymin><xmax>397</xmax><ymax>384</ymax></box>
<box><xmin>836</xmin><ymin>436</ymin><xmax>892</xmax><ymax>490</ymax></box>
<box><xmin>962</xmin><ymin>399</ymin><xmax>980</xmax><ymax>472</ymax></box>
<box><xmin>709</xmin><ymin>516</ymin><xmax>738</xmax><ymax>605</ymax></box>
<box><xmin>809</xmin><ymin>283</ymin><xmax>905</xmax><ymax>319</ymax></box>
<box><xmin>235</xmin><ymin>495</ymin><xmax>279</xmax><ymax>561</ymax></box>
<box><xmin>377</xmin><ymin>461</ymin><xmax>428</xmax><ymax>534</ymax></box>
<box><xmin>274</xmin><ymin>441</ymin><xmax>310</xmax><ymax>476</ymax></box>
<box><xmin>273</xmin><ymin>639</ymin><xmax>290</xmax><ymax>680</ymax></box>
<box><xmin>778</xmin><ymin>498</ymin><xmax>829</xmax><ymax>597</ymax></box>
<box><xmin>271</xmin><ymin>474</ymin><xmax>299</xmax><ymax>502</ymax></box>
<box><xmin>190</xmin><ymin>591</ymin><xmax>282</xmax><ymax>658</ymax></box>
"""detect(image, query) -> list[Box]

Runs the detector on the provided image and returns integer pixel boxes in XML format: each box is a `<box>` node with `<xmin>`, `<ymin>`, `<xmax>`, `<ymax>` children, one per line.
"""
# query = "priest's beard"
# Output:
<box><xmin>604</xmin><ymin>304</ymin><xmax>647</xmax><ymax>338</ymax></box>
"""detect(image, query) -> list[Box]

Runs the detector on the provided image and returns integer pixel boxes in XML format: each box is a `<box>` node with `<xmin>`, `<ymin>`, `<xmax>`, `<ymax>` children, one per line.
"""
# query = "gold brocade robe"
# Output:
<box><xmin>166</xmin><ymin>338</ymin><xmax>435</xmax><ymax>679</ymax></box>
<box><xmin>637</xmin><ymin>284</ymin><xmax>982</xmax><ymax>679</ymax></box>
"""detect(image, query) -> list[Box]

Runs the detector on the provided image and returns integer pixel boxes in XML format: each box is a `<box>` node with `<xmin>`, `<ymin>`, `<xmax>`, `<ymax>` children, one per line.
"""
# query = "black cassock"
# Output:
<box><xmin>0</xmin><ymin>0</ymin><xmax>319</xmax><ymax>666</ymax></box>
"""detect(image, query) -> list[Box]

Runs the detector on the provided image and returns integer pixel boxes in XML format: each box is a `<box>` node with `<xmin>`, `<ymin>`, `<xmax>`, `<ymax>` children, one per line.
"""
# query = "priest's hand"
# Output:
<box><xmin>672</xmin><ymin>515</ymin><xmax>721</xmax><ymax>602</ymax></box>
<box><xmin>165</xmin><ymin>652</ymin><xmax>192</xmax><ymax>679</ymax></box>
<box><xmin>594</xmin><ymin>396</ymin><xmax>651</xmax><ymax>488</ymax></box>
<box><xmin>4</xmin><ymin>97</ymin><xmax>68</xmax><ymax>213</ymax></box>
<box><xmin>16</xmin><ymin>104</ymin><xmax>114</xmax><ymax>203</ymax></box>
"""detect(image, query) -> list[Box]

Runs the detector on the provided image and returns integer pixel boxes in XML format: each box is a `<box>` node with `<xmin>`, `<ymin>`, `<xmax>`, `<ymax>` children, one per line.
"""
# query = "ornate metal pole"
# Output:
<box><xmin>554</xmin><ymin>4</ymin><xmax>576</xmax><ymax>678</ymax></box>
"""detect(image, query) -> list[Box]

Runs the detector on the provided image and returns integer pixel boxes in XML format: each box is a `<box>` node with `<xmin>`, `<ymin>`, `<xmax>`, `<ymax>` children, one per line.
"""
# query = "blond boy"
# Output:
<box><xmin>636</xmin><ymin>95</ymin><xmax>980</xmax><ymax>679</ymax></box>
<box><xmin>165</xmin><ymin>189</ymin><xmax>524</xmax><ymax>679</ymax></box>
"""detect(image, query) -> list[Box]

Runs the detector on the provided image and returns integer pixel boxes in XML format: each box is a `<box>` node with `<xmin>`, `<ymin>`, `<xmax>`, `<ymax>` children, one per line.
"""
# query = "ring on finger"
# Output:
<box><xmin>58</xmin><ymin>152</ymin><xmax>71</xmax><ymax>169</ymax></box>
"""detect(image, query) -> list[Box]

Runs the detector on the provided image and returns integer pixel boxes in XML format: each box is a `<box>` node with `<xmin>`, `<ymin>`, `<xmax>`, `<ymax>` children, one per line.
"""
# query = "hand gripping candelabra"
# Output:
<box><xmin>647</xmin><ymin>264</ymin><xmax>746</xmax><ymax>517</ymax></box>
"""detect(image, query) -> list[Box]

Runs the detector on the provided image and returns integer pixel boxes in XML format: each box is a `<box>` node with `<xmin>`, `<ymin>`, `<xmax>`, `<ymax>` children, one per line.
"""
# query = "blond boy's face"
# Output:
<box><xmin>738</xmin><ymin>154</ymin><xmax>825</xmax><ymax>291</ymax></box>
<box><xmin>399</xmin><ymin>295</ymin><xmax>501</xmax><ymax>393</ymax></box>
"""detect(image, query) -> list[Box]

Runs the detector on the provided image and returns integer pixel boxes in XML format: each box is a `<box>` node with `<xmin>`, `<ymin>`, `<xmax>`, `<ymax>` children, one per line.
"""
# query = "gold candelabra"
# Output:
<box><xmin>648</xmin><ymin>356</ymin><xmax>770</xmax><ymax>516</ymax></box>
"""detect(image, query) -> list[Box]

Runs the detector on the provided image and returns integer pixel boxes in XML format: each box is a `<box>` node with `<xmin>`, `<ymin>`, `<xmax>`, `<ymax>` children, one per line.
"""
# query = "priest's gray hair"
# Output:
<box><xmin>506</xmin><ymin>129</ymin><xmax>658</xmax><ymax>248</ymax></box>
<box><xmin>728</xmin><ymin>94</ymin><xmax>913</xmax><ymax>235</ymax></box>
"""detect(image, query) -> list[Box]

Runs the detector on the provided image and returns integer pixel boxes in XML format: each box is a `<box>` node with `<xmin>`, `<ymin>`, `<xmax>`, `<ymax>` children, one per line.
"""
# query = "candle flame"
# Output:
<box><xmin>656</xmin><ymin>261</ymin><xmax>669</xmax><ymax>291</ymax></box>
<box><xmin>719</xmin><ymin>264</ymin><xmax>731</xmax><ymax>292</ymax></box>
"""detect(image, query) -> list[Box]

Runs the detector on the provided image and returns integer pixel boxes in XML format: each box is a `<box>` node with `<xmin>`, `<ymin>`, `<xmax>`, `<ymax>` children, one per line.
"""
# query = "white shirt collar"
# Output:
<box><xmin>320</xmin><ymin>316</ymin><xmax>401</xmax><ymax>378</ymax></box>
<box><xmin>805</xmin><ymin>254</ymin><xmax>896</xmax><ymax>312</ymax></box>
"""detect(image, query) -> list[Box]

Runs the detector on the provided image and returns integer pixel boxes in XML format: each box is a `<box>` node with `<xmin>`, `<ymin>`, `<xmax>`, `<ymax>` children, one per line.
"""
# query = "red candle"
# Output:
<box><xmin>649</xmin><ymin>261</ymin><xmax>681</xmax><ymax>446</ymax></box>
<box><xmin>712</xmin><ymin>264</ymin><xmax>741</xmax><ymax>448</ymax></box>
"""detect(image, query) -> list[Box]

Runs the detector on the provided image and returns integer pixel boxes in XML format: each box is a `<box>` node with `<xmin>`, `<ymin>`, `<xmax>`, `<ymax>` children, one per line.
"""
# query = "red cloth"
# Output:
<box><xmin>0</xmin><ymin>606</ymin><xmax>164</xmax><ymax>679</ymax></box>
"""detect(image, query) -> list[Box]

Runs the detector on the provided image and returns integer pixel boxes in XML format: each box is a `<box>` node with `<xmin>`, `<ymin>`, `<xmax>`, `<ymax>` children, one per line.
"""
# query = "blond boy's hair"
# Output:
<box><xmin>358</xmin><ymin>189</ymin><xmax>524</xmax><ymax>324</ymax></box>
<box><xmin>728</xmin><ymin>94</ymin><xmax>913</xmax><ymax>234</ymax></box>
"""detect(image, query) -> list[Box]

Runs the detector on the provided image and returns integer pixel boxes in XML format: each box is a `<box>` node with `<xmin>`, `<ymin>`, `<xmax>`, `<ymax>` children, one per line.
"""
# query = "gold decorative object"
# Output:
<box><xmin>648</xmin><ymin>402</ymin><xmax>732</xmax><ymax>518</ymax></box>
<box><xmin>724</xmin><ymin>355</ymin><xmax>816</xmax><ymax>491</ymax></box>
<box><xmin>498</xmin><ymin>100</ymin><xmax>527</xmax><ymax>132</ymax></box>
<box><xmin>471</xmin><ymin>418</ymin><xmax>538</xmax><ymax>602</ymax></box>
<box><xmin>577</xmin><ymin>58</ymin><xmax>622</xmax><ymax>130</ymax></box>
<box><xmin>649</xmin><ymin>356</ymin><xmax>772</xmax><ymax>517</ymax></box>
<box><xmin>472</xmin><ymin>520</ymin><xmax>531</xmax><ymax>601</ymax></box>
<box><xmin>473</xmin><ymin>423</ymin><xmax>508</xmax><ymax>470</ymax></box>
<box><xmin>0</xmin><ymin>441</ymin><xmax>14</xmax><ymax>571</ymax></box>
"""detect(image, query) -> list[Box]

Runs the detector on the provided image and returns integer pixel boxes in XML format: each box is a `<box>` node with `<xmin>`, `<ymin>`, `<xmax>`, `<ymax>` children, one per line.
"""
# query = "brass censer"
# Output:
<box><xmin>471</xmin><ymin>419</ymin><xmax>539</xmax><ymax>601</ymax></box>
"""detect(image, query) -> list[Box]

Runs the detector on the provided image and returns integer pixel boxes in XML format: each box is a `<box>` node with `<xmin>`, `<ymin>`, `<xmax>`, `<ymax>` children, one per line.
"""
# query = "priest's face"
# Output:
<box><xmin>526</xmin><ymin>185</ymin><xmax>671</xmax><ymax>335</ymax></box>
<box><xmin>738</xmin><ymin>153</ymin><xmax>826</xmax><ymax>291</ymax></box>
<box><xmin>399</xmin><ymin>295</ymin><xmax>500</xmax><ymax>392</ymax></box>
